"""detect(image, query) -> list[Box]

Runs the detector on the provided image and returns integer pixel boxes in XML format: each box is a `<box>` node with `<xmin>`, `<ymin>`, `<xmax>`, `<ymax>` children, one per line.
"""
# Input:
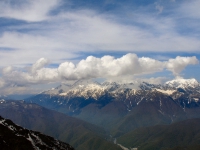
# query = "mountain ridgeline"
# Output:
<box><xmin>0</xmin><ymin>116</ymin><xmax>74</xmax><ymax>150</ymax></box>
<box><xmin>26</xmin><ymin>78</ymin><xmax>200</xmax><ymax>136</ymax></box>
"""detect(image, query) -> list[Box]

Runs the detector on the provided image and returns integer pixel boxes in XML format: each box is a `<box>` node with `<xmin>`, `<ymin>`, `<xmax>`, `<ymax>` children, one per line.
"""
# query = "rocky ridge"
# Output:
<box><xmin>0</xmin><ymin>115</ymin><xmax>74</xmax><ymax>150</ymax></box>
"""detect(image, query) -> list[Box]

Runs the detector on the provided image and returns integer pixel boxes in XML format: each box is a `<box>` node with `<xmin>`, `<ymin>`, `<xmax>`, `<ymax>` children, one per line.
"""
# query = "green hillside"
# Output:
<box><xmin>118</xmin><ymin>118</ymin><xmax>200</xmax><ymax>150</ymax></box>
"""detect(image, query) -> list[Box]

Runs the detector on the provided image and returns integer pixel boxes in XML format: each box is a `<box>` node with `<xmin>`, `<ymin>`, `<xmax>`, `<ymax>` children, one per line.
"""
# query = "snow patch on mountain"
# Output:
<box><xmin>193</xmin><ymin>98</ymin><xmax>199</xmax><ymax>102</ymax></box>
<box><xmin>156</xmin><ymin>89</ymin><xmax>176</xmax><ymax>95</ymax></box>
<box><xmin>165</xmin><ymin>78</ymin><xmax>199</xmax><ymax>88</ymax></box>
<box><xmin>0</xmin><ymin>116</ymin><xmax>74</xmax><ymax>150</ymax></box>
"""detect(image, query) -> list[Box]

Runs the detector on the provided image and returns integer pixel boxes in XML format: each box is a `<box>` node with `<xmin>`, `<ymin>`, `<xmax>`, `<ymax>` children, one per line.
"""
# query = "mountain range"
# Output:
<box><xmin>1</xmin><ymin>78</ymin><xmax>200</xmax><ymax>149</ymax></box>
<box><xmin>26</xmin><ymin>78</ymin><xmax>200</xmax><ymax>135</ymax></box>
<box><xmin>0</xmin><ymin>100</ymin><xmax>121</xmax><ymax>150</ymax></box>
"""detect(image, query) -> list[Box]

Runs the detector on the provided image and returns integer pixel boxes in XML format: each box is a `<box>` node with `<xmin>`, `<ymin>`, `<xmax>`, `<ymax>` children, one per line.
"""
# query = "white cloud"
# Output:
<box><xmin>57</xmin><ymin>53</ymin><xmax>165</xmax><ymax>80</ymax></box>
<box><xmin>31</xmin><ymin>58</ymin><xmax>49</xmax><ymax>73</ymax></box>
<box><xmin>0</xmin><ymin>79</ymin><xmax>5</xmax><ymax>88</ymax></box>
<box><xmin>0</xmin><ymin>0</ymin><xmax>60</xmax><ymax>22</ymax></box>
<box><xmin>0</xmin><ymin>0</ymin><xmax>200</xmax><ymax>95</ymax></box>
<box><xmin>0</xmin><ymin>3</ymin><xmax>200</xmax><ymax>67</ymax></box>
<box><xmin>166</xmin><ymin>56</ymin><xmax>199</xmax><ymax>76</ymax></box>
<box><xmin>105</xmin><ymin>76</ymin><xmax>168</xmax><ymax>85</ymax></box>
<box><xmin>0</xmin><ymin>32</ymin><xmax>77</xmax><ymax>66</ymax></box>
<box><xmin>0</xmin><ymin>86</ymin><xmax>38</xmax><ymax>95</ymax></box>
<box><xmin>2</xmin><ymin>66</ymin><xmax>13</xmax><ymax>74</ymax></box>
<box><xmin>1</xmin><ymin>54</ymin><xmax>198</xmax><ymax>88</ymax></box>
<box><xmin>2</xmin><ymin>68</ymin><xmax>59</xmax><ymax>85</ymax></box>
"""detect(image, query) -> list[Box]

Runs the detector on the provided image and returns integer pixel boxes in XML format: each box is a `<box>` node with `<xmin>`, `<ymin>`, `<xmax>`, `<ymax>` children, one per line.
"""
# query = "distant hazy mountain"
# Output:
<box><xmin>0</xmin><ymin>115</ymin><xmax>74</xmax><ymax>150</ymax></box>
<box><xmin>26</xmin><ymin>78</ymin><xmax>200</xmax><ymax>136</ymax></box>
<box><xmin>0</xmin><ymin>100</ymin><xmax>121</xmax><ymax>150</ymax></box>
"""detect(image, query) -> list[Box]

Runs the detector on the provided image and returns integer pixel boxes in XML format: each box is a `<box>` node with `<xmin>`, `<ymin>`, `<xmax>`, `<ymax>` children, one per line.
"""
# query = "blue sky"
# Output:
<box><xmin>0</xmin><ymin>0</ymin><xmax>200</xmax><ymax>94</ymax></box>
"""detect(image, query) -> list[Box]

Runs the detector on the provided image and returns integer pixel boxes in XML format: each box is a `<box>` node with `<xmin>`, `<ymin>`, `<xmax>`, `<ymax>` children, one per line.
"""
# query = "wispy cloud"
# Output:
<box><xmin>178</xmin><ymin>0</ymin><xmax>200</xmax><ymax>19</ymax></box>
<box><xmin>1</xmin><ymin>6</ymin><xmax>200</xmax><ymax>67</ymax></box>
<box><xmin>155</xmin><ymin>2</ymin><xmax>164</xmax><ymax>14</ymax></box>
<box><xmin>0</xmin><ymin>0</ymin><xmax>200</xmax><ymax>94</ymax></box>
<box><xmin>0</xmin><ymin>0</ymin><xmax>60</xmax><ymax>22</ymax></box>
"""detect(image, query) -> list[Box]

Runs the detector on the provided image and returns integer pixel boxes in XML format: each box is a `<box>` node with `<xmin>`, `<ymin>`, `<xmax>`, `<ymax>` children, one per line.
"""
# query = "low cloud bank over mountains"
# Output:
<box><xmin>0</xmin><ymin>53</ymin><xmax>198</xmax><ymax>94</ymax></box>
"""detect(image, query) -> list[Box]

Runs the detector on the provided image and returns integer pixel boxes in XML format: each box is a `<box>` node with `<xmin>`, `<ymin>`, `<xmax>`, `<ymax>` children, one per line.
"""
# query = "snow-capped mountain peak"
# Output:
<box><xmin>27</xmin><ymin>78</ymin><xmax>200</xmax><ymax>116</ymax></box>
<box><xmin>165</xmin><ymin>78</ymin><xmax>199</xmax><ymax>88</ymax></box>
<box><xmin>42</xmin><ymin>78</ymin><xmax>200</xmax><ymax>100</ymax></box>
<box><xmin>44</xmin><ymin>80</ymin><xmax>105</xmax><ymax>99</ymax></box>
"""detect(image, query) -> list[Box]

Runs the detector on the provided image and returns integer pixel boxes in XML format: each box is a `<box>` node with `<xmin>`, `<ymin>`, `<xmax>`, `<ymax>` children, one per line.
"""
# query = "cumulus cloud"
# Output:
<box><xmin>2</xmin><ymin>58</ymin><xmax>59</xmax><ymax>85</ymax></box>
<box><xmin>1</xmin><ymin>54</ymin><xmax>198</xmax><ymax>88</ymax></box>
<box><xmin>57</xmin><ymin>54</ymin><xmax>198</xmax><ymax>80</ymax></box>
<box><xmin>57</xmin><ymin>54</ymin><xmax>166</xmax><ymax>80</ymax></box>
<box><xmin>31</xmin><ymin>58</ymin><xmax>49</xmax><ymax>73</ymax></box>
<box><xmin>166</xmin><ymin>56</ymin><xmax>199</xmax><ymax>76</ymax></box>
